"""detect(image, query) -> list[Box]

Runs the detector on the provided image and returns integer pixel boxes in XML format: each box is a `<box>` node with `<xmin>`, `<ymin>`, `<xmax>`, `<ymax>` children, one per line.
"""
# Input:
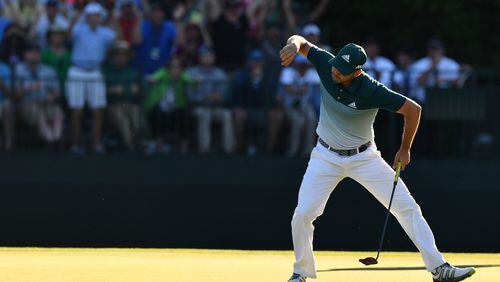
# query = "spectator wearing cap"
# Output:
<box><xmin>209</xmin><ymin>0</ymin><xmax>249</xmax><ymax>72</ymax></box>
<box><xmin>0</xmin><ymin>58</ymin><xmax>13</xmax><ymax>150</ymax></box>
<box><xmin>144</xmin><ymin>57</ymin><xmax>191</xmax><ymax>154</ymax></box>
<box><xmin>411</xmin><ymin>39</ymin><xmax>460</xmax><ymax>103</ymax></box>
<box><xmin>15</xmin><ymin>43</ymin><xmax>64</xmax><ymax>144</ymax></box>
<box><xmin>132</xmin><ymin>2</ymin><xmax>176</xmax><ymax>74</ymax></box>
<box><xmin>116</xmin><ymin>0</ymin><xmax>142</xmax><ymax>46</ymax></box>
<box><xmin>29</xmin><ymin>0</ymin><xmax>69</xmax><ymax>49</ymax></box>
<box><xmin>103</xmin><ymin>41</ymin><xmax>143</xmax><ymax>151</ymax></box>
<box><xmin>363</xmin><ymin>38</ymin><xmax>396</xmax><ymax>88</ymax></box>
<box><xmin>41</xmin><ymin>26</ymin><xmax>71</xmax><ymax>96</ymax></box>
<box><xmin>231</xmin><ymin>49</ymin><xmax>280</xmax><ymax>154</ymax></box>
<box><xmin>187</xmin><ymin>46</ymin><xmax>234</xmax><ymax>154</ymax></box>
<box><xmin>66</xmin><ymin>2</ymin><xmax>116</xmax><ymax>154</ymax></box>
<box><xmin>278</xmin><ymin>54</ymin><xmax>319</xmax><ymax>156</ymax></box>
<box><xmin>301</xmin><ymin>23</ymin><xmax>332</xmax><ymax>52</ymax></box>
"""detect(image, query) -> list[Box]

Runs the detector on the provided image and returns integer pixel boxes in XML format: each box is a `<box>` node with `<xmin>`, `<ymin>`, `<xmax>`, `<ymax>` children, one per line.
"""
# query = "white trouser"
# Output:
<box><xmin>292</xmin><ymin>142</ymin><xmax>446</xmax><ymax>278</ymax></box>
<box><xmin>66</xmin><ymin>66</ymin><xmax>106</xmax><ymax>109</ymax></box>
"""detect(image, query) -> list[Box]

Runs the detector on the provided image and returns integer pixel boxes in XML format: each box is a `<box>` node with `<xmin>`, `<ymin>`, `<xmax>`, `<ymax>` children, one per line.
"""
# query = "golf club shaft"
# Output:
<box><xmin>375</xmin><ymin>162</ymin><xmax>402</xmax><ymax>260</ymax></box>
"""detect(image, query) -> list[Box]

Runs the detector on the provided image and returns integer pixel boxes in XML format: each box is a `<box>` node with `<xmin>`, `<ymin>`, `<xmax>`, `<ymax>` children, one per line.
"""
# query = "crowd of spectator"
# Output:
<box><xmin>0</xmin><ymin>0</ymin><xmax>468</xmax><ymax>156</ymax></box>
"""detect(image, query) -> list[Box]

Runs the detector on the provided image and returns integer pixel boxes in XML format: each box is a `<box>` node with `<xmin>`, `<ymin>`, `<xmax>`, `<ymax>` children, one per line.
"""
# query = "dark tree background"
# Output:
<box><xmin>318</xmin><ymin>0</ymin><xmax>500</xmax><ymax>68</ymax></box>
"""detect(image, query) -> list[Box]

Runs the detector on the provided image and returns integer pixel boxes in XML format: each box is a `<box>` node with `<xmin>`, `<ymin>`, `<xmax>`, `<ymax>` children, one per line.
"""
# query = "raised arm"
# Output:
<box><xmin>279</xmin><ymin>35</ymin><xmax>315</xmax><ymax>67</ymax></box>
<box><xmin>394</xmin><ymin>98</ymin><xmax>422</xmax><ymax>170</ymax></box>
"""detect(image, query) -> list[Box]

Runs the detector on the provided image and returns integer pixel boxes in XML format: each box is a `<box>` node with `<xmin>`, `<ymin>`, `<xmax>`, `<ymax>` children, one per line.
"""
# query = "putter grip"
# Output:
<box><xmin>394</xmin><ymin>162</ymin><xmax>402</xmax><ymax>183</ymax></box>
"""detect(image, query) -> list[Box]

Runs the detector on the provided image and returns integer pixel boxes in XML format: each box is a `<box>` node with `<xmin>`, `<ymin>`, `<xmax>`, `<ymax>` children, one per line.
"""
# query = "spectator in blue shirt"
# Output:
<box><xmin>231</xmin><ymin>49</ymin><xmax>280</xmax><ymax>155</ymax></box>
<box><xmin>187</xmin><ymin>46</ymin><xmax>234</xmax><ymax>154</ymax></box>
<box><xmin>15</xmin><ymin>43</ymin><xmax>63</xmax><ymax>145</ymax></box>
<box><xmin>133</xmin><ymin>2</ymin><xmax>176</xmax><ymax>74</ymax></box>
<box><xmin>66</xmin><ymin>2</ymin><xmax>116</xmax><ymax>154</ymax></box>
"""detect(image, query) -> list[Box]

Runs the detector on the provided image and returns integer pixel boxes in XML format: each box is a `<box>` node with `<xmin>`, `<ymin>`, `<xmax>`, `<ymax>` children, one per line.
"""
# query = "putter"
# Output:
<box><xmin>359</xmin><ymin>162</ymin><xmax>402</xmax><ymax>266</ymax></box>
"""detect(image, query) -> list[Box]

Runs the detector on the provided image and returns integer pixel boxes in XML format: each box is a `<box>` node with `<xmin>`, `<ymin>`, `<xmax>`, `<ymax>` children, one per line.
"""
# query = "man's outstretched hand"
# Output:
<box><xmin>393</xmin><ymin>148</ymin><xmax>411</xmax><ymax>170</ymax></box>
<box><xmin>280</xmin><ymin>42</ymin><xmax>299</xmax><ymax>67</ymax></box>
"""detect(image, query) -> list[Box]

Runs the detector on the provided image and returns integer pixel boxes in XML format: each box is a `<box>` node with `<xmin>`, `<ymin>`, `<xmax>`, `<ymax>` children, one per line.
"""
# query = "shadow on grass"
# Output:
<box><xmin>318</xmin><ymin>264</ymin><xmax>500</xmax><ymax>272</ymax></box>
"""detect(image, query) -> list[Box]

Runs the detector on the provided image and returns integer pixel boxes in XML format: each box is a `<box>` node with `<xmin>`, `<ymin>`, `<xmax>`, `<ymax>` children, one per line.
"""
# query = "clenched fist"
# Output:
<box><xmin>280</xmin><ymin>42</ymin><xmax>299</xmax><ymax>67</ymax></box>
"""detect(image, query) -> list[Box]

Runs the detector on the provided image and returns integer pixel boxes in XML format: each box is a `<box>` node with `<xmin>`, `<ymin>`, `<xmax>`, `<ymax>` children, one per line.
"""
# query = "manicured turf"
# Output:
<box><xmin>0</xmin><ymin>248</ymin><xmax>498</xmax><ymax>281</ymax></box>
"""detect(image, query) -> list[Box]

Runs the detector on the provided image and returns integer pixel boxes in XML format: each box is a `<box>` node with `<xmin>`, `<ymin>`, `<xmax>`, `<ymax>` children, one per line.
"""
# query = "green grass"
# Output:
<box><xmin>0</xmin><ymin>248</ymin><xmax>498</xmax><ymax>281</ymax></box>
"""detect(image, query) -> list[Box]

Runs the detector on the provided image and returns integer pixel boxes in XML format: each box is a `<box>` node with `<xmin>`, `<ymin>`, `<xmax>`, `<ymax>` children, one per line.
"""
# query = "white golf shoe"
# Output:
<box><xmin>287</xmin><ymin>273</ymin><xmax>306</xmax><ymax>282</ymax></box>
<box><xmin>432</xmin><ymin>263</ymin><xmax>476</xmax><ymax>282</ymax></box>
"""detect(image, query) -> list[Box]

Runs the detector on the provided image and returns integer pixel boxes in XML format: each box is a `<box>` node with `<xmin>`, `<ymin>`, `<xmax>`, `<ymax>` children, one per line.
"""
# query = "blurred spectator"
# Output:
<box><xmin>175</xmin><ymin>23</ymin><xmax>204</xmax><ymax>68</ymax></box>
<box><xmin>412</xmin><ymin>39</ymin><xmax>460</xmax><ymax>102</ymax></box>
<box><xmin>301</xmin><ymin>23</ymin><xmax>331</xmax><ymax>52</ymax></box>
<box><xmin>0</xmin><ymin>12</ymin><xmax>12</xmax><ymax>42</ymax></box>
<box><xmin>2</xmin><ymin>0</ymin><xmax>44</xmax><ymax>29</ymax></box>
<box><xmin>0</xmin><ymin>24</ymin><xmax>28</xmax><ymax>65</ymax></box>
<box><xmin>29</xmin><ymin>0</ymin><xmax>69</xmax><ymax>48</ymax></box>
<box><xmin>260</xmin><ymin>23</ymin><xmax>281</xmax><ymax>96</ymax></box>
<box><xmin>278</xmin><ymin>55</ymin><xmax>319</xmax><ymax>156</ymax></box>
<box><xmin>0</xmin><ymin>59</ymin><xmax>13</xmax><ymax>150</ymax></box>
<box><xmin>363</xmin><ymin>38</ymin><xmax>396</xmax><ymax>88</ymax></box>
<box><xmin>231</xmin><ymin>49</ymin><xmax>278</xmax><ymax>154</ymax></box>
<box><xmin>15</xmin><ymin>43</ymin><xmax>63</xmax><ymax>144</ymax></box>
<box><xmin>41</xmin><ymin>26</ymin><xmax>71</xmax><ymax>94</ymax></box>
<box><xmin>187</xmin><ymin>46</ymin><xmax>234</xmax><ymax>154</ymax></box>
<box><xmin>144</xmin><ymin>57</ymin><xmax>191</xmax><ymax>154</ymax></box>
<box><xmin>392</xmin><ymin>49</ymin><xmax>420</xmax><ymax>102</ymax></box>
<box><xmin>300</xmin><ymin>23</ymin><xmax>332</xmax><ymax>114</ymax></box>
<box><xmin>291</xmin><ymin>0</ymin><xmax>330</xmax><ymax>27</ymax></box>
<box><xmin>245</xmin><ymin>0</ymin><xmax>295</xmax><ymax>44</ymax></box>
<box><xmin>103</xmin><ymin>41</ymin><xmax>142</xmax><ymax>151</ymax></box>
<box><xmin>116</xmin><ymin>0</ymin><xmax>142</xmax><ymax>45</ymax></box>
<box><xmin>210</xmin><ymin>0</ymin><xmax>248</xmax><ymax>72</ymax></box>
<box><xmin>171</xmin><ymin>0</ymin><xmax>207</xmax><ymax>38</ymax></box>
<box><xmin>66</xmin><ymin>2</ymin><xmax>116</xmax><ymax>154</ymax></box>
<box><xmin>133</xmin><ymin>1</ymin><xmax>176</xmax><ymax>74</ymax></box>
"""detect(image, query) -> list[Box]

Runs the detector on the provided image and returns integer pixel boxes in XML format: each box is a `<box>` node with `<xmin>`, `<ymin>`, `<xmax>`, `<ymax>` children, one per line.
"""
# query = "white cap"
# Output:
<box><xmin>302</xmin><ymin>24</ymin><xmax>321</xmax><ymax>36</ymax></box>
<box><xmin>84</xmin><ymin>2</ymin><xmax>107</xmax><ymax>17</ymax></box>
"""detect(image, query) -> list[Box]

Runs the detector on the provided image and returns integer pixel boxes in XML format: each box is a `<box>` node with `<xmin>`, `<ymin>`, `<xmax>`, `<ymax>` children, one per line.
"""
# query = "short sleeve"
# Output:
<box><xmin>372</xmin><ymin>84</ymin><xmax>407</xmax><ymax>112</ymax></box>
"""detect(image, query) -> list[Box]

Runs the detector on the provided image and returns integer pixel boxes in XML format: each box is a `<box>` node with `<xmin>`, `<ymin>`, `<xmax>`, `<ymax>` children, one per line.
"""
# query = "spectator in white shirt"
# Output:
<box><xmin>278</xmin><ymin>55</ymin><xmax>319</xmax><ymax>156</ymax></box>
<box><xmin>411</xmin><ymin>39</ymin><xmax>460</xmax><ymax>103</ymax></box>
<box><xmin>66</xmin><ymin>2</ymin><xmax>116</xmax><ymax>154</ymax></box>
<box><xmin>363</xmin><ymin>38</ymin><xmax>396</xmax><ymax>88</ymax></box>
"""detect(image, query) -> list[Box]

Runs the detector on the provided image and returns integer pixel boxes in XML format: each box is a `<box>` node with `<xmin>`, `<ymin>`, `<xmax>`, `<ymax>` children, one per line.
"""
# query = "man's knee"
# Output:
<box><xmin>391</xmin><ymin>196</ymin><xmax>422</xmax><ymax>217</ymax></box>
<box><xmin>292</xmin><ymin>206</ymin><xmax>321</xmax><ymax>226</ymax></box>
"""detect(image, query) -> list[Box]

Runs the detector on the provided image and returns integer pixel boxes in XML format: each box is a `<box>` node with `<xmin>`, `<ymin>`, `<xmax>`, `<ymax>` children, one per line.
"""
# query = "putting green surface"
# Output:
<box><xmin>0</xmin><ymin>248</ymin><xmax>498</xmax><ymax>281</ymax></box>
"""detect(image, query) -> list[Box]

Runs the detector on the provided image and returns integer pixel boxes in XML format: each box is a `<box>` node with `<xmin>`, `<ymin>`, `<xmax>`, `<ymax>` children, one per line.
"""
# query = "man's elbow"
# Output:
<box><xmin>414</xmin><ymin>102</ymin><xmax>422</xmax><ymax>114</ymax></box>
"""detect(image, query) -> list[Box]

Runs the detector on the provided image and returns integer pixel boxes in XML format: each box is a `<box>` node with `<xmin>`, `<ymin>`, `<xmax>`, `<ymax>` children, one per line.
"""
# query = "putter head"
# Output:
<box><xmin>359</xmin><ymin>257</ymin><xmax>378</xmax><ymax>265</ymax></box>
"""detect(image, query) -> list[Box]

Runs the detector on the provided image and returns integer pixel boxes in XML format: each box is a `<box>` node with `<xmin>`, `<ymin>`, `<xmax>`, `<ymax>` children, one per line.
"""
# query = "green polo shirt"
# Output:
<box><xmin>307</xmin><ymin>46</ymin><xmax>406</xmax><ymax>150</ymax></box>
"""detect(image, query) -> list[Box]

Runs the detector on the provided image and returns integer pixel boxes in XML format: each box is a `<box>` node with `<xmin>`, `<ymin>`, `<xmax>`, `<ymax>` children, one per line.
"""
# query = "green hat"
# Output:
<box><xmin>328</xmin><ymin>43</ymin><xmax>367</xmax><ymax>75</ymax></box>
